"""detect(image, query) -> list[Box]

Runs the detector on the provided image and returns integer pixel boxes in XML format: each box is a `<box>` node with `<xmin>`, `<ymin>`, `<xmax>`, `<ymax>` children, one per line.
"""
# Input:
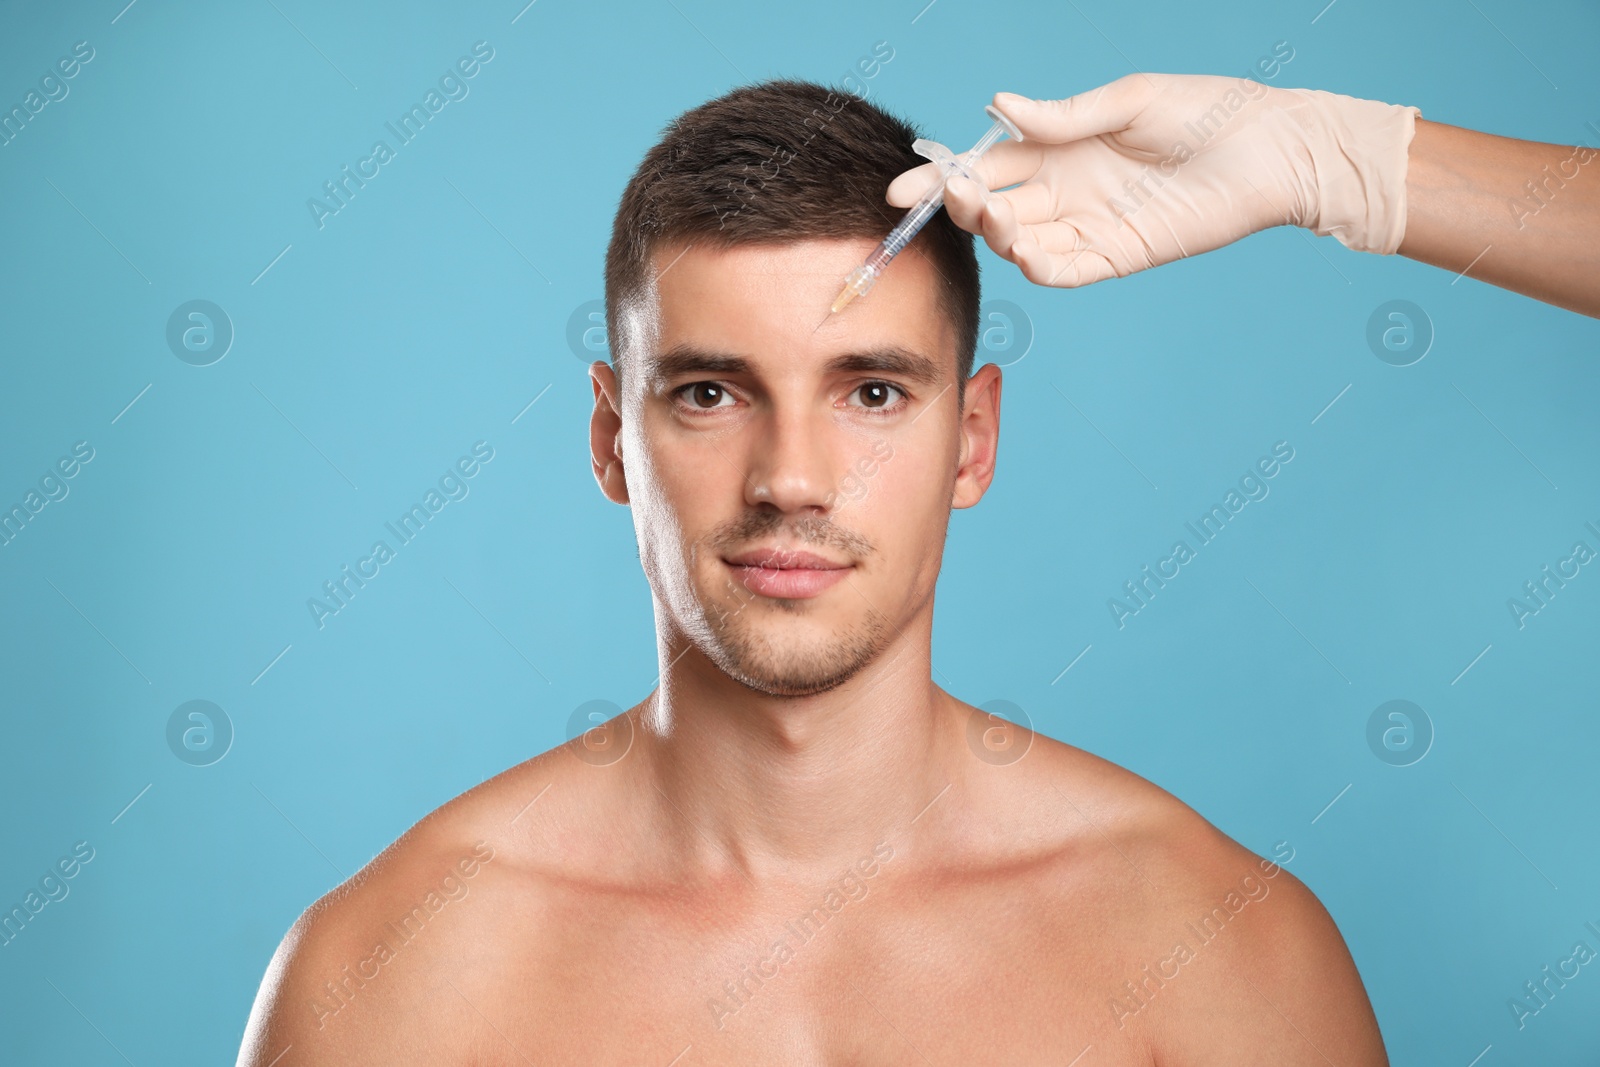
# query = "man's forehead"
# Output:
<box><xmin>639</xmin><ymin>238</ymin><xmax>957</xmax><ymax>379</ymax></box>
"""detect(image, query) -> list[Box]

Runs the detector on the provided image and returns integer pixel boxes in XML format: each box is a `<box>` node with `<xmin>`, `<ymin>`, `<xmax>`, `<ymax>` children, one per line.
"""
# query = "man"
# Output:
<box><xmin>237</xmin><ymin>79</ymin><xmax>1387</xmax><ymax>1065</ymax></box>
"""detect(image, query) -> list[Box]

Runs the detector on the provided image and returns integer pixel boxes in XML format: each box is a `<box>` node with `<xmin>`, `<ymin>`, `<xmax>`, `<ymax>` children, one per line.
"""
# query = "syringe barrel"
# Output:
<box><xmin>863</xmin><ymin>240</ymin><xmax>895</xmax><ymax>274</ymax></box>
<box><xmin>874</xmin><ymin>193</ymin><xmax>945</xmax><ymax>264</ymax></box>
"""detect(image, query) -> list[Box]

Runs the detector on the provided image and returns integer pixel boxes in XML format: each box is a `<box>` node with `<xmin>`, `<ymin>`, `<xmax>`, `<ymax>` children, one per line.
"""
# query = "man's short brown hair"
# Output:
<box><xmin>603</xmin><ymin>78</ymin><xmax>981</xmax><ymax>388</ymax></box>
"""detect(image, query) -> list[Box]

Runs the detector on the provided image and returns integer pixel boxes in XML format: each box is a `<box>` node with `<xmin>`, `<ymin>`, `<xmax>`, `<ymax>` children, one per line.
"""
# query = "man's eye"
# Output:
<box><xmin>668</xmin><ymin>382</ymin><xmax>736</xmax><ymax>412</ymax></box>
<box><xmin>679</xmin><ymin>382</ymin><xmax>735</xmax><ymax>410</ymax></box>
<box><xmin>848</xmin><ymin>382</ymin><xmax>906</xmax><ymax>410</ymax></box>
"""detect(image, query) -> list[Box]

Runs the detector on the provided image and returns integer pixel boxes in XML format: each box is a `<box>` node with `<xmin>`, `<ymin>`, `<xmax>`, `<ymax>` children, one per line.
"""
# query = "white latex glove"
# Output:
<box><xmin>886</xmin><ymin>73</ymin><xmax>1422</xmax><ymax>288</ymax></box>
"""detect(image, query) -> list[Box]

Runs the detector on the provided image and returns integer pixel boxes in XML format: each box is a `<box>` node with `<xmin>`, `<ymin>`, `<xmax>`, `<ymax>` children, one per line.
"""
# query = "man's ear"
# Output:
<box><xmin>589</xmin><ymin>361</ymin><xmax>630</xmax><ymax>505</ymax></box>
<box><xmin>952</xmin><ymin>363</ymin><xmax>1000</xmax><ymax>509</ymax></box>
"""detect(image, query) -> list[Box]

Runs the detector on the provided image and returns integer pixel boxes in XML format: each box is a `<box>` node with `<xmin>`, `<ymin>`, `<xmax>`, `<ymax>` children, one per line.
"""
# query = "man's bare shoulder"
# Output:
<box><xmin>1005</xmin><ymin>731</ymin><xmax>1386</xmax><ymax>1063</ymax></box>
<box><xmin>972</xmin><ymin>728</ymin><xmax>1263</xmax><ymax>887</ymax></box>
<box><xmin>234</xmin><ymin>743</ymin><xmax>597</xmax><ymax>1066</ymax></box>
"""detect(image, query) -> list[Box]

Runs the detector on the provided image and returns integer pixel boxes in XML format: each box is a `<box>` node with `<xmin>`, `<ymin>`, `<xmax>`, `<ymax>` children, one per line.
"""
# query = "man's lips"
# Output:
<box><xmin>721</xmin><ymin>547</ymin><xmax>853</xmax><ymax>599</ymax></box>
<box><xmin>723</xmin><ymin>547</ymin><xmax>849</xmax><ymax>570</ymax></box>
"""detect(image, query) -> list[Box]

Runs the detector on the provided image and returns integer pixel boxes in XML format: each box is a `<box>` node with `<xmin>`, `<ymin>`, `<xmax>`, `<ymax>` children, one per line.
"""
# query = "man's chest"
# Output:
<box><xmin>452</xmin><ymin>884</ymin><xmax>1165</xmax><ymax>1065</ymax></box>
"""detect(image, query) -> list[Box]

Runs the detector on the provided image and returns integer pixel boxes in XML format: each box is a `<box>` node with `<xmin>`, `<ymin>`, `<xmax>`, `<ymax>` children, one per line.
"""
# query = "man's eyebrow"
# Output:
<box><xmin>643</xmin><ymin>344</ymin><xmax>945</xmax><ymax>384</ymax></box>
<box><xmin>644</xmin><ymin>345</ymin><xmax>753</xmax><ymax>379</ymax></box>
<box><xmin>823</xmin><ymin>347</ymin><xmax>945</xmax><ymax>385</ymax></box>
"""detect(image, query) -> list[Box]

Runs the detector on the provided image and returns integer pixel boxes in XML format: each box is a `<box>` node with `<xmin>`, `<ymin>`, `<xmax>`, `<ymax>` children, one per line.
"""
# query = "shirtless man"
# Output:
<box><xmin>236</xmin><ymin>79</ymin><xmax>1387</xmax><ymax>1065</ymax></box>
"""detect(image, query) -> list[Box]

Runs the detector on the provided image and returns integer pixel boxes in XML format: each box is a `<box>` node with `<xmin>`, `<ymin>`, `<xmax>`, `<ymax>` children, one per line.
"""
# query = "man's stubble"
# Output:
<box><xmin>685</xmin><ymin>510</ymin><xmax>896</xmax><ymax>698</ymax></box>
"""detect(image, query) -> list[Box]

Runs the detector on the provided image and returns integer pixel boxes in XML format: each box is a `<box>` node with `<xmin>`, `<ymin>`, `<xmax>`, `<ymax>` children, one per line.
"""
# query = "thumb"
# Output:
<box><xmin>992</xmin><ymin>74</ymin><xmax>1155</xmax><ymax>145</ymax></box>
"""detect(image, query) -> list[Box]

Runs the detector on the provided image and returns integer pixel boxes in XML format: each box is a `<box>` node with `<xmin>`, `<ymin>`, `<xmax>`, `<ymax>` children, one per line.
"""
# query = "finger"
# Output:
<box><xmin>991</xmin><ymin>181</ymin><xmax>1056</xmax><ymax>227</ymax></box>
<box><xmin>942</xmin><ymin>177</ymin><xmax>1023</xmax><ymax>254</ymax></box>
<box><xmin>940</xmin><ymin>169</ymin><xmax>1049</xmax><ymax>232</ymax></box>
<box><xmin>1027</xmin><ymin>221</ymin><xmax>1094</xmax><ymax>249</ymax></box>
<box><xmin>957</xmin><ymin>140</ymin><xmax>1043</xmax><ymax>193</ymax></box>
<box><xmin>991</xmin><ymin>74</ymin><xmax>1159</xmax><ymax>145</ymax></box>
<box><xmin>1012</xmin><ymin>230</ymin><xmax>1119</xmax><ymax>289</ymax></box>
<box><xmin>941</xmin><ymin>174</ymin><xmax>988</xmax><ymax>233</ymax></box>
<box><xmin>941</xmin><ymin>179</ymin><xmax>1049</xmax><ymax>255</ymax></box>
<box><xmin>886</xmin><ymin>161</ymin><xmax>941</xmax><ymax>207</ymax></box>
<box><xmin>978</xmin><ymin>190</ymin><xmax>1021</xmax><ymax>261</ymax></box>
<box><xmin>886</xmin><ymin>140</ymin><xmax>1042</xmax><ymax>208</ymax></box>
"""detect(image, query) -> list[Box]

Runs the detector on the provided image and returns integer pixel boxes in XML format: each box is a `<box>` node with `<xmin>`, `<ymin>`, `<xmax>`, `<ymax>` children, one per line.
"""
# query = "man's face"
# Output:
<box><xmin>590</xmin><ymin>239</ymin><xmax>999</xmax><ymax>697</ymax></box>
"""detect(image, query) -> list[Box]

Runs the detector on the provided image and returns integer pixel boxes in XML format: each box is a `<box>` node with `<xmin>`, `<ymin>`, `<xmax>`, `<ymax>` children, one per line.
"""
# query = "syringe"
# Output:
<box><xmin>828</xmin><ymin>104</ymin><xmax>1023</xmax><ymax>316</ymax></box>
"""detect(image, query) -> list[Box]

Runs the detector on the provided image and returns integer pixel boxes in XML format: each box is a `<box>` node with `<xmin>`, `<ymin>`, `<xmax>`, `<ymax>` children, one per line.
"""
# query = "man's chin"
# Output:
<box><xmin>696</xmin><ymin>609</ymin><xmax>892</xmax><ymax>699</ymax></box>
<box><xmin>720</xmin><ymin>660</ymin><xmax>858</xmax><ymax>698</ymax></box>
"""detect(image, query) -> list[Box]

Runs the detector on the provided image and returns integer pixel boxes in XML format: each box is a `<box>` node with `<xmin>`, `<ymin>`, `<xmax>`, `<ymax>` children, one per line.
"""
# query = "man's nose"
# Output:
<box><xmin>743</xmin><ymin>405</ymin><xmax>837</xmax><ymax>514</ymax></box>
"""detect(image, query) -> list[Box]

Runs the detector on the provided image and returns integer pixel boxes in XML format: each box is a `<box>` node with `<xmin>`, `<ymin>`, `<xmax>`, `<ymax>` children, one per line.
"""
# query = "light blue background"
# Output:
<box><xmin>2</xmin><ymin>0</ymin><xmax>1597</xmax><ymax>1062</ymax></box>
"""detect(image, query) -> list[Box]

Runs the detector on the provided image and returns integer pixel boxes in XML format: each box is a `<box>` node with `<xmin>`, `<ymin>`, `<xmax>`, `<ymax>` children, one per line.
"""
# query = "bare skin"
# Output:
<box><xmin>237</xmin><ymin>238</ymin><xmax>1387</xmax><ymax>1066</ymax></box>
<box><xmin>1399</xmin><ymin>118</ymin><xmax>1600</xmax><ymax>318</ymax></box>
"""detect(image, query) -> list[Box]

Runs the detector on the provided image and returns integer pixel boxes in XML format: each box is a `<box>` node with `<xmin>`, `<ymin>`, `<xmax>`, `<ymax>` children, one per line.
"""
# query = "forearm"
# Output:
<box><xmin>1399</xmin><ymin>118</ymin><xmax>1600</xmax><ymax>318</ymax></box>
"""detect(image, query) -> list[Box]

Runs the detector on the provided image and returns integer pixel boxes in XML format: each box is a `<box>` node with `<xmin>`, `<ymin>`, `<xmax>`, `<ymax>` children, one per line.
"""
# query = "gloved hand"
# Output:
<box><xmin>886</xmin><ymin>73</ymin><xmax>1422</xmax><ymax>288</ymax></box>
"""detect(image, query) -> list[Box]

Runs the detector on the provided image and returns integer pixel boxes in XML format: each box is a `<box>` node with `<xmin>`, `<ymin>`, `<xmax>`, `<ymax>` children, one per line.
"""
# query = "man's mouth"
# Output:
<box><xmin>721</xmin><ymin>547</ymin><xmax>853</xmax><ymax>599</ymax></box>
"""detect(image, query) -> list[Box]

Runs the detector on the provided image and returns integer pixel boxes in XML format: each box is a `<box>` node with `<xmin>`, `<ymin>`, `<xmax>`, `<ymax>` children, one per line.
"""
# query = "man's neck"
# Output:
<box><xmin>637</xmin><ymin>610</ymin><xmax>963</xmax><ymax>883</ymax></box>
